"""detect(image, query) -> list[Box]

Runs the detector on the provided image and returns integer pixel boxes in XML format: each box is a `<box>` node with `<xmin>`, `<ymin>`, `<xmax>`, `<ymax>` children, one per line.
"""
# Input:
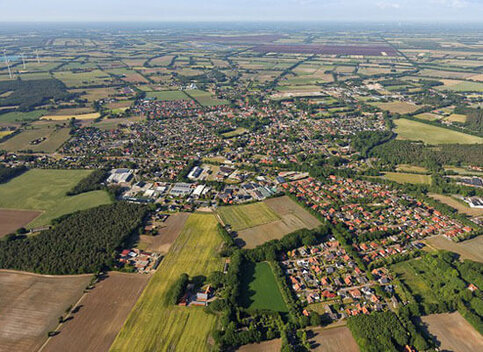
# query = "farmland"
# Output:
<box><xmin>0</xmin><ymin>271</ymin><xmax>91</xmax><ymax>352</ymax></box>
<box><xmin>0</xmin><ymin>169</ymin><xmax>111</xmax><ymax>228</ymax></box>
<box><xmin>421</xmin><ymin>312</ymin><xmax>483</xmax><ymax>352</ymax></box>
<box><xmin>43</xmin><ymin>272</ymin><xmax>150</xmax><ymax>352</ymax></box>
<box><xmin>40</xmin><ymin>112</ymin><xmax>101</xmax><ymax>121</ymax></box>
<box><xmin>254</xmin><ymin>44</ymin><xmax>397</xmax><ymax>56</ymax></box>
<box><xmin>394</xmin><ymin>118</ymin><xmax>483</xmax><ymax>144</ymax></box>
<box><xmin>186</xmin><ymin>89</ymin><xmax>228</xmax><ymax>106</ymax></box>
<box><xmin>429</xmin><ymin>193</ymin><xmax>483</xmax><ymax>217</ymax></box>
<box><xmin>110</xmin><ymin>213</ymin><xmax>223</xmax><ymax>352</ymax></box>
<box><xmin>0</xmin><ymin>110</ymin><xmax>47</xmax><ymax>123</ymax></box>
<box><xmin>0</xmin><ymin>209</ymin><xmax>41</xmax><ymax>237</ymax></box>
<box><xmin>307</xmin><ymin>326</ymin><xmax>359</xmax><ymax>352</ymax></box>
<box><xmin>218</xmin><ymin>202</ymin><xmax>280</xmax><ymax>231</ymax></box>
<box><xmin>237</xmin><ymin>339</ymin><xmax>282</xmax><ymax>352</ymax></box>
<box><xmin>239</xmin><ymin>262</ymin><xmax>288</xmax><ymax>312</ymax></box>
<box><xmin>145</xmin><ymin>90</ymin><xmax>190</xmax><ymax>101</ymax></box>
<box><xmin>371</xmin><ymin>101</ymin><xmax>421</xmax><ymax>114</ymax></box>
<box><xmin>383</xmin><ymin>172</ymin><xmax>431</xmax><ymax>185</ymax></box>
<box><xmin>424</xmin><ymin>235</ymin><xmax>483</xmax><ymax>263</ymax></box>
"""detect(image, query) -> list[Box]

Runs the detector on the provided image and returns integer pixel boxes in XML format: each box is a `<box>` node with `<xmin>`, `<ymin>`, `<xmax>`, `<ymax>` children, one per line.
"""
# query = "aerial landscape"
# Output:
<box><xmin>0</xmin><ymin>1</ymin><xmax>482</xmax><ymax>352</ymax></box>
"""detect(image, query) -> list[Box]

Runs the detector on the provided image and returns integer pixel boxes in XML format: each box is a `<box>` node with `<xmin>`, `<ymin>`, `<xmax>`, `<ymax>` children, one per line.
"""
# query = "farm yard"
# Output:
<box><xmin>394</xmin><ymin>118</ymin><xmax>483</xmax><ymax>144</ymax></box>
<box><xmin>0</xmin><ymin>209</ymin><xmax>41</xmax><ymax>237</ymax></box>
<box><xmin>0</xmin><ymin>169</ymin><xmax>111</xmax><ymax>228</ymax></box>
<box><xmin>0</xmin><ymin>271</ymin><xmax>91</xmax><ymax>352</ymax></box>
<box><xmin>420</xmin><ymin>312</ymin><xmax>483</xmax><ymax>352</ymax></box>
<box><xmin>307</xmin><ymin>326</ymin><xmax>359</xmax><ymax>352</ymax></box>
<box><xmin>110</xmin><ymin>213</ymin><xmax>224</xmax><ymax>352</ymax></box>
<box><xmin>43</xmin><ymin>272</ymin><xmax>150</xmax><ymax>352</ymax></box>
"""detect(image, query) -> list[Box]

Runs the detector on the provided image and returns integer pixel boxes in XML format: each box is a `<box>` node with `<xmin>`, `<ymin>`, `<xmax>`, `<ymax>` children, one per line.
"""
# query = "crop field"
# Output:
<box><xmin>394</xmin><ymin>118</ymin><xmax>483</xmax><ymax>144</ymax></box>
<box><xmin>0</xmin><ymin>209</ymin><xmax>41</xmax><ymax>237</ymax></box>
<box><xmin>0</xmin><ymin>123</ymin><xmax>71</xmax><ymax>152</ymax></box>
<box><xmin>396</xmin><ymin>164</ymin><xmax>429</xmax><ymax>173</ymax></box>
<box><xmin>43</xmin><ymin>272</ymin><xmax>150</xmax><ymax>352</ymax></box>
<box><xmin>41</xmin><ymin>112</ymin><xmax>101</xmax><ymax>121</ymax></box>
<box><xmin>217</xmin><ymin>202</ymin><xmax>280</xmax><ymax>231</ymax></box>
<box><xmin>0</xmin><ymin>271</ymin><xmax>91</xmax><ymax>352</ymax></box>
<box><xmin>428</xmin><ymin>193</ymin><xmax>483</xmax><ymax>217</ymax></box>
<box><xmin>145</xmin><ymin>90</ymin><xmax>190</xmax><ymax>101</ymax></box>
<box><xmin>0</xmin><ymin>169</ymin><xmax>111</xmax><ymax>228</ymax></box>
<box><xmin>53</xmin><ymin>70</ymin><xmax>111</xmax><ymax>88</ymax></box>
<box><xmin>0</xmin><ymin>110</ymin><xmax>47</xmax><ymax>123</ymax></box>
<box><xmin>186</xmin><ymin>89</ymin><xmax>228</xmax><ymax>106</ymax></box>
<box><xmin>421</xmin><ymin>312</ymin><xmax>483</xmax><ymax>352</ymax></box>
<box><xmin>307</xmin><ymin>327</ymin><xmax>359</xmax><ymax>352</ymax></box>
<box><xmin>239</xmin><ymin>262</ymin><xmax>288</xmax><ymax>312</ymax></box>
<box><xmin>383</xmin><ymin>172</ymin><xmax>431</xmax><ymax>185</ymax></box>
<box><xmin>437</xmin><ymin>80</ymin><xmax>483</xmax><ymax>92</ymax></box>
<box><xmin>237</xmin><ymin>196</ymin><xmax>321</xmax><ymax>248</ymax></box>
<box><xmin>110</xmin><ymin>213</ymin><xmax>224</xmax><ymax>352</ymax></box>
<box><xmin>237</xmin><ymin>339</ymin><xmax>282</xmax><ymax>352</ymax></box>
<box><xmin>414</xmin><ymin>112</ymin><xmax>439</xmax><ymax>121</ymax></box>
<box><xmin>424</xmin><ymin>235</ymin><xmax>483</xmax><ymax>263</ymax></box>
<box><xmin>445</xmin><ymin>113</ymin><xmax>467</xmax><ymax>123</ymax></box>
<box><xmin>138</xmin><ymin>212</ymin><xmax>190</xmax><ymax>254</ymax></box>
<box><xmin>371</xmin><ymin>101</ymin><xmax>421</xmax><ymax>114</ymax></box>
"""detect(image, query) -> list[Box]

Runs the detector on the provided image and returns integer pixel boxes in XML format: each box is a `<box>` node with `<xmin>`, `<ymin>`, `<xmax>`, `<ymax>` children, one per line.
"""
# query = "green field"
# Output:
<box><xmin>186</xmin><ymin>89</ymin><xmax>228</xmax><ymax>106</ymax></box>
<box><xmin>218</xmin><ymin>202</ymin><xmax>280</xmax><ymax>231</ymax></box>
<box><xmin>0</xmin><ymin>169</ymin><xmax>111</xmax><ymax>228</ymax></box>
<box><xmin>394</xmin><ymin>118</ymin><xmax>483</xmax><ymax>144</ymax></box>
<box><xmin>0</xmin><ymin>110</ymin><xmax>47</xmax><ymax>123</ymax></box>
<box><xmin>110</xmin><ymin>213</ymin><xmax>223</xmax><ymax>352</ymax></box>
<box><xmin>0</xmin><ymin>124</ymin><xmax>71</xmax><ymax>152</ymax></box>
<box><xmin>239</xmin><ymin>261</ymin><xmax>288</xmax><ymax>312</ymax></box>
<box><xmin>383</xmin><ymin>172</ymin><xmax>432</xmax><ymax>185</ymax></box>
<box><xmin>146</xmin><ymin>90</ymin><xmax>190</xmax><ymax>100</ymax></box>
<box><xmin>221</xmin><ymin>127</ymin><xmax>248</xmax><ymax>138</ymax></box>
<box><xmin>53</xmin><ymin>70</ymin><xmax>111</xmax><ymax>88</ymax></box>
<box><xmin>438</xmin><ymin>81</ymin><xmax>483</xmax><ymax>92</ymax></box>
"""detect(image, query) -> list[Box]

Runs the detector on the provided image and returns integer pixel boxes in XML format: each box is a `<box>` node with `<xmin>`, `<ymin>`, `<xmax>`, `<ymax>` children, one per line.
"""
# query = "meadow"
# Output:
<box><xmin>146</xmin><ymin>90</ymin><xmax>190</xmax><ymax>101</ymax></box>
<box><xmin>186</xmin><ymin>89</ymin><xmax>228</xmax><ymax>106</ymax></box>
<box><xmin>371</xmin><ymin>101</ymin><xmax>421</xmax><ymax>114</ymax></box>
<box><xmin>110</xmin><ymin>213</ymin><xmax>223</xmax><ymax>352</ymax></box>
<box><xmin>239</xmin><ymin>261</ymin><xmax>288</xmax><ymax>312</ymax></box>
<box><xmin>217</xmin><ymin>202</ymin><xmax>280</xmax><ymax>231</ymax></box>
<box><xmin>394</xmin><ymin>118</ymin><xmax>483</xmax><ymax>144</ymax></box>
<box><xmin>383</xmin><ymin>172</ymin><xmax>431</xmax><ymax>185</ymax></box>
<box><xmin>0</xmin><ymin>110</ymin><xmax>47</xmax><ymax>123</ymax></box>
<box><xmin>0</xmin><ymin>169</ymin><xmax>111</xmax><ymax>228</ymax></box>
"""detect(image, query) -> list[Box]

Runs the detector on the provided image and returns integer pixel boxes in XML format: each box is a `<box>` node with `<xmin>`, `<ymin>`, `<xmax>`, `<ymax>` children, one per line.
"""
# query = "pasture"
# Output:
<box><xmin>53</xmin><ymin>70</ymin><xmax>111</xmax><ymax>88</ymax></box>
<box><xmin>186</xmin><ymin>89</ymin><xmax>228</xmax><ymax>106</ymax></box>
<box><xmin>0</xmin><ymin>110</ymin><xmax>47</xmax><ymax>123</ymax></box>
<box><xmin>307</xmin><ymin>326</ymin><xmax>359</xmax><ymax>352</ymax></box>
<box><xmin>383</xmin><ymin>172</ymin><xmax>431</xmax><ymax>185</ymax></box>
<box><xmin>239</xmin><ymin>262</ymin><xmax>288</xmax><ymax>312</ymax></box>
<box><xmin>41</xmin><ymin>112</ymin><xmax>100</xmax><ymax>121</ymax></box>
<box><xmin>428</xmin><ymin>193</ymin><xmax>483</xmax><ymax>217</ymax></box>
<box><xmin>0</xmin><ymin>271</ymin><xmax>91</xmax><ymax>352</ymax></box>
<box><xmin>424</xmin><ymin>235</ymin><xmax>483</xmax><ymax>263</ymax></box>
<box><xmin>421</xmin><ymin>312</ymin><xmax>483</xmax><ymax>352</ymax></box>
<box><xmin>0</xmin><ymin>123</ymin><xmax>71</xmax><ymax>153</ymax></box>
<box><xmin>0</xmin><ymin>169</ymin><xmax>111</xmax><ymax>228</ymax></box>
<box><xmin>218</xmin><ymin>202</ymin><xmax>280</xmax><ymax>231</ymax></box>
<box><xmin>110</xmin><ymin>213</ymin><xmax>224</xmax><ymax>352</ymax></box>
<box><xmin>146</xmin><ymin>90</ymin><xmax>190</xmax><ymax>101</ymax></box>
<box><xmin>371</xmin><ymin>101</ymin><xmax>421</xmax><ymax>114</ymax></box>
<box><xmin>43</xmin><ymin>272</ymin><xmax>150</xmax><ymax>352</ymax></box>
<box><xmin>394</xmin><ymin>118</ymin><xmax>483</xmax><ymax>144</ymax></box>
<box><xmin>0</xmin><ymin>209</ymin><xmax>41</xmax><ymax>237</ymax></box>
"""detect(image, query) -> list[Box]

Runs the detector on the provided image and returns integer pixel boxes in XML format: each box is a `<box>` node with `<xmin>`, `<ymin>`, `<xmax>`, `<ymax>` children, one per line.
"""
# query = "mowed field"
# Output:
<box><xmin>424</xmin><ymin>235</ymin><xmax>483</xmax><ymax>263</ymax></box>
<box><xmin>0</xmin><ymin>209</ymin><xmax>41</xmax><ymax>237</ymax></box>
<box><xmin>237</xmin><ymin>196</ymin><xmax>322</xmax><ymax>248</ymax></box>
<box><xmin>43</xmin><ymin>272</ymin><xmax>150</xmax><ymax>352</ymax></box>
<box><xmin>383</xmin><ymin>172</ymin><xmax>431</xmax><ymax>185</ymax></box>
<box><xmin>0</xmin><ymin>169</ymin><xmax>111</xmax><ymax>228</ymax></box>
<box><xmin>239</xmin><ymin>262</ymin><xmax>288</xmax><ymax>312</ymax></box>
<box><xmin>421</xmin><ymin>312</ymin><xmax>483</xmax><ymax>352</ymax></box>
<box><xmin>138</xmin><ymin>212</ymin><xmax>190</xmax><ymax>254</ymax></box>
<box><xmin>0</xmin><ymin>123</ymin><xmax>71</xmax><ymax>152</ymax></box>
<box><xmin>110</xmin><ymin>214</ymin><xmax>224</xmax><ymax>352</ymax></box>
<box><xmin>394</xmin><ymin>118</ymin><xmax>483</xmax><ymax>144</ymax></box>
<box><xmin>371</xmin><ymin>101</ymin><xmax>421</xmax><ymax>114</ymax></box>
<box><xmin>308</xmin><ymin>326</ymin><xmax>359</xmax><ymax>352</ymax></box>
<box><xmin>218</xmin><ymin>202</ymin><xmax>280</xmax><ymax>231</ymax></box>
<box><xmin>0</xmin><ymin>271</ymin><xmax>91</xmax><ymax>352</ymax></box>
<box><xmin>429</xmin><ymin>193</ymin><xmax>483</xmax><ymax>217</ymax></box>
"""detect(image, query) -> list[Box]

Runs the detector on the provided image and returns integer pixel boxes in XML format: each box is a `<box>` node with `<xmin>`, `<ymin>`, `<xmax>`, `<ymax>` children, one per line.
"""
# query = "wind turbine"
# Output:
<box><xmin>3</xmin><ymin>50</ymin><xmax>12</xmax><ymax>79</ymax></box>
<box><xmin>20</xmin><ymin>52</ymin><xmax>26</xmax><ymax>69</ymax></box>
<box><xmin>35</xmin><ymin>49</ymin><xmax>40</xmax><ymax>64</ymax></box>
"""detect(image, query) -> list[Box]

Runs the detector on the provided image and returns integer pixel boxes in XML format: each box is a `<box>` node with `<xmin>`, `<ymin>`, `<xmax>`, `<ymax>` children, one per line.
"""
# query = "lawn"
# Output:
<box><xmin>146</xmin><ymin>90</ymin><xmax>190</xmax><ymax>101</ymax></box>
<box><xmin>383</xmin><ymin>172</ymin><xmax>431</xmax><ymax>185</ymax></box>
<box><xmin>0</xmin><ymin>110</ymin><xmax>47</xmax><ymax>123</ymax></box>
<box><xmin>239</xmin><ymin>261</ymin><xmax>288</xmax><ymax>312</ymax></box>
<box><xmin>394</xmin><ymin>118</ymin><xmax>483</xmax><ymax>144</ymax></box>
<box><xmin>110</xmin><ymin>213</ymin><xmax>223</xmax><ymax>352</ymax></box>
<box><xmin>0</xmin><ymin>169</ymin><xmax>111</xmax><ymax>228</ymax></box>
<box><xmin>218</xmin><ymin>202</ymin><xmax>280</xmax><ymax>231</ymax></box>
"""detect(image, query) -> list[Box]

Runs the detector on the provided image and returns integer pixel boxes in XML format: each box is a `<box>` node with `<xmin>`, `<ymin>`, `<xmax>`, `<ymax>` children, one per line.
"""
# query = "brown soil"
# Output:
<box><xmin>139</xmin><ymin>212</ymin><xmax>189</xmax><ymax>254</ymax></box>
<box><xmin>0</xmin><ymin>208</ymin><xmax>41</xmax><ymax>237</ymax></box>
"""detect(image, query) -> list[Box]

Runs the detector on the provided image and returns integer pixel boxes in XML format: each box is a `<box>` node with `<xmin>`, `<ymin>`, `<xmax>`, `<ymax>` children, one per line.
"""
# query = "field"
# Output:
<box><xmin>0</xmin><ymin>271</ymin><xmax>91</xmax><ymax>352</ymax></box>
<box><xmin>0</xmin><ymin>169</ymin><xmax>111</xmax><ymax>228</ymax></box>
<box><xmin>43</xmin><ymin>272</ymin><xmax>150</xmax><ymax>352</ymax></box>
<box><xmin>239</xmin><ymin>262</ymin><xmax>288</xmax><ymax>312</ymax></box>
<box><xmin>110</xmin><ymin>213</ymin><xmax>224</xmax><ymax>352</ymax></box>
<box><xmin>307</xmin><ymin>326</ymin><xmax>359</xmax><ymax>352</ymax></box>
<box><xmin>383</xmin><ymin>172</ymin><xmax>431</xmax><ymax>185</ymax></box>
<box><xmin>429</xmin><ymin>193</ymin><xmax>483</xmax><ymax>217</ymax></box>
<box><xmin>424</xmin><ymin>235</ymin><xmax>483</xmax><ymax>263</ymax></box>
<box><xmin>236</xmin><ymin>196</ymin><xmax>322</xmax><ymax>248</ymax></box>
<box><xmin>222</xmin><ymin>127</ymin><xmax>248</xmax><ymax>138</ymax></box>
<box><xmin>237</xmin><ymin>339</ymin><xmax>281</xmax><ymax>352</ymax></box>
<box><xmin>396</xmin><ymin>164</ymin><xmax>429</xmax><ymax>173</ymax></box>
<box><xmin>41</xmin><ymin>112</ymin><xmax>100</xmax><ymax>121</ymax></box>
<box><xmin>145</xmin><ymin>90</ymin><xmax>190</xmax><ymax>101</ymax></box>
<box><xmin>394</xmin><ymin>118</ymin><xmax>483</xmax><ymax>144</ymax></box>
<box><xmin>420</xmin><ymin>312</ymin><xmax>483</xmax><ymax>352</ymax></box>
<box><xmin>218</xmin><ymin>202</ymin><xmax>280</xmax><ymax>231</ymax></box>
<box><xmin>0</xmin><ymin>110</ymin><xmax>47</xmax><ymax>123</ymax></box>
<box><xmin>254</xmin><ymin>44</ymin><xmax>397</xmax><ymax>56</ymax></box>
<box><xmin>0</xmin><ymin>123</ymin><xmax>72</xmax><ymax>152</ymax></box>
<box><xmin>446</xmin><ymin>113</ymin><xmax>467</xmax><ymax>123</ymax></box>
<box><xmin>371</xmin><ymin>101</ymin><xmax>421</xmax><ymax>114</ymax></box>
<box><xmin>53</xmin><ymin>70</ymin><xmax>111</xmax><ymax>88</ymax></box>
<box><xmin>138</xmin><ymin>212</ymin><xmax>190</xmax><ymax>254</ymax></box>
<box><xmin>186</xmin><ymin>89</ymin><xmax>228</xmax><ymax>106</ymax></box>
<box><xmin>0</xmin><ymin>209</ymin><xmax>41</xmax><ymax>237</ymax></box>
<box><xmin>437</xmin><ymin>81</ymin><xmax>483</xmax><ymax>92</ymax></box>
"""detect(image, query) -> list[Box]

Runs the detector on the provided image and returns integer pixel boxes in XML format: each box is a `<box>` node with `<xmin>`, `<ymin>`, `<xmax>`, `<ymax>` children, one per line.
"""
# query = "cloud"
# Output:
<box><xmin>430</xmin><ymin>0</ymin><xmax>468</xmax><ymax>8</ymax></box>
<box><xmin>376</xmin><ymin>1</ymin><xmax>401</xmax><ymax>9</ymax></box>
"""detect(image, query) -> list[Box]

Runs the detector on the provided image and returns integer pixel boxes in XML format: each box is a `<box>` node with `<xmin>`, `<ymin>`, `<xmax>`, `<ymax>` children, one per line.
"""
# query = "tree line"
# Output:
<box><xmin>0</xmin><ymin>165</ymin><xmax>27</xmax><ymax>183</ymax></box>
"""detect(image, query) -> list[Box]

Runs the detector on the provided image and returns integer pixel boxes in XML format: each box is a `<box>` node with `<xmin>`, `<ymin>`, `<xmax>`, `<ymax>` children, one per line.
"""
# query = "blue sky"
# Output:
<box><xmin>0</xmin><ymin>0</ymin><xmax>482</xmax><ymax>22</ymax></box>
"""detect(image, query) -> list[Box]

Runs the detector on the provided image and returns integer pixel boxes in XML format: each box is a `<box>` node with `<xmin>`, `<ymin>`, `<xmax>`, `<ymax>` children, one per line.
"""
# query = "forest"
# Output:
<box><xmin>0</xmin><ymin>202</ymin><xmax>148</xmax><ymax>274</ymax></box>
<box><xmin>0</xmin><ymin>165</ymin><xmax>27</xmax><ymax>183</ymax></box>
<box><xmin>66</xmin><ymin>169</ymin><xmax>108</xmax><ymax>195</ymax></box>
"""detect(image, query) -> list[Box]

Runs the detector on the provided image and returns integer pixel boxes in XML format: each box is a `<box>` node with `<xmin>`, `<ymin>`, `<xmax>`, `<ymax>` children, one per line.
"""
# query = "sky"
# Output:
<box><xmin>0</xmin><ymin>0</ymin><xmax>482</xmax><ymax>22</ymax></box>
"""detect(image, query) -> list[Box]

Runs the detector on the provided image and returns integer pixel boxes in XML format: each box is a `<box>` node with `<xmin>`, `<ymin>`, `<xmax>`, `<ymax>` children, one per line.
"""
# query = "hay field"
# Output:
<box><xmin>237</xmin><ymin>339</ymin><xmax>282</xmax><ymax>352</ymax></box>
<box><xmin>186</xmin><ymin>89</ymin><xmax>228</xmax><ymax>106</ymax></box>
<box><xmin>429</xmin><ymin>193</ymin><xmax>483</xmax><ymax>217</ymax></box>
<box><xmin>383</xmin><ymin>172</ymin><xmax>431</xmax><ymax>185</ymax></box>
<box><xmin>146</xmin><ymin>90</ymin><xmax>190</xmax><ymax>101</ymax></box>
<box><xmin>424</xmin><ymin>235</ymin><xmax>483</xmax><ymax>263</ymax></box>
<box><xmin>0</xmin><ymin>110</ymin><xmax>47</xmax><ymax>123</ymax></box>
<box><xmin>0</xmin><ymin>124</ymin><xmax>71</xmax><ymax>152</ymax></box>
<box><xmin>41</xmin><ymin>112</ymin><xmax>100</xmax><ymax>121</ymax></box>
<box><xmin>0</xmin><ymin>271</ymin><xmax>91</xmax><ymax>352</ymax></box>
<box><xmin>394</xmin><ymin>118</ymin><xmax>483</xmax><ymax>144</ymax></box>
<box><xmin>0</xmin><ymin>209</ymin><xmax>41</xmax><ymax>237</ymax></box>
<box><xmin>371</xmin><ymin>101</ymin><xmax>421</xmax><ymax>114</ymax></box>
<box><xmin>421</xmin><ymin>312</ymin><xmax>483</xmax><ymax>352</ymax></box>
<box><xmin>307</xmin><ymin>326</ymin><xmax>359</xmax><ymax>352</ymax></box>
<box><xmin>110</xmin><ymin>213</ymin><xmax>223</xmax><ymax>352</ymax></box>
<box><xmin>218</xmin><ymin>202</ymin><xmax>280</xmax><ymax>231</ymax></box>
<box><xmin>43</xmin><ymin>272</ymin><xmax>150</xmax><ymax>352</ymax></box>
<box><xmin>0</xmin><ymin>169</ymin><xmax>111</xmax><ymax>228</ymax></box>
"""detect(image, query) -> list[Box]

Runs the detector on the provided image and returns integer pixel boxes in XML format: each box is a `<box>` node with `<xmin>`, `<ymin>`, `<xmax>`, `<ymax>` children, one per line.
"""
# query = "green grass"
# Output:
<box><xmin>392</xmin><ymin>260</ymin><xmax>439</xmax><ymax>305</ymax></box>
<box><xmin>0</xmin><ymin>124</ymin><xmax>71</xmax><ymax>152</ymax></box>
<box><xmin>221</xmin><ymin>127</ymin><xmax>248</xmax><ymax>138</ymax></box>
<box><xmin>383</xmin><ymin>172</ymin><xmax>432</xmax><ymax>185</ymax></box>
<box><xmin>0</xmin><ymin>169</ymin><xmax>111</xmax><ymax>228</ymax></box>
<box><xmin>240</xmin><ymin>262</ymin><xmax>288</xmax><ymax>312</ymax></box>
<box><xmin>186</xmin><ymin>89</ymin><xmax>228</xmax><ymax>106</ymax></box>
<box><xmin>110</xmin><ymin>213</ymin><xmax>223</xmax><ymax>352</ymax></box>
<box><xmin>218</xmin><ymin>202</ymin><xmax>280</xmax><ymax>231</ymax></box>
<box><xmin>394</xmin><ymin>118</ymin><xmax>483</xmax><ymax>145</ymax></box>
<box><xmin>146</xmin><ymin>90</ymin><xmax>190</xmax><ymax>101</ymax></box>
<box><xmin>439</xmin><ymin>81</ymin><xmax>483</xmax><ymax>92</ymax></box>
<box><xmin>0</xmin><ymin>110</ymin><xmax>47</xmax><ymax>123</ymax></box>
<box><xmin>53</xmin><ymin>70</ymin><xmax>110</xmax><ymax>88</ymax></box>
